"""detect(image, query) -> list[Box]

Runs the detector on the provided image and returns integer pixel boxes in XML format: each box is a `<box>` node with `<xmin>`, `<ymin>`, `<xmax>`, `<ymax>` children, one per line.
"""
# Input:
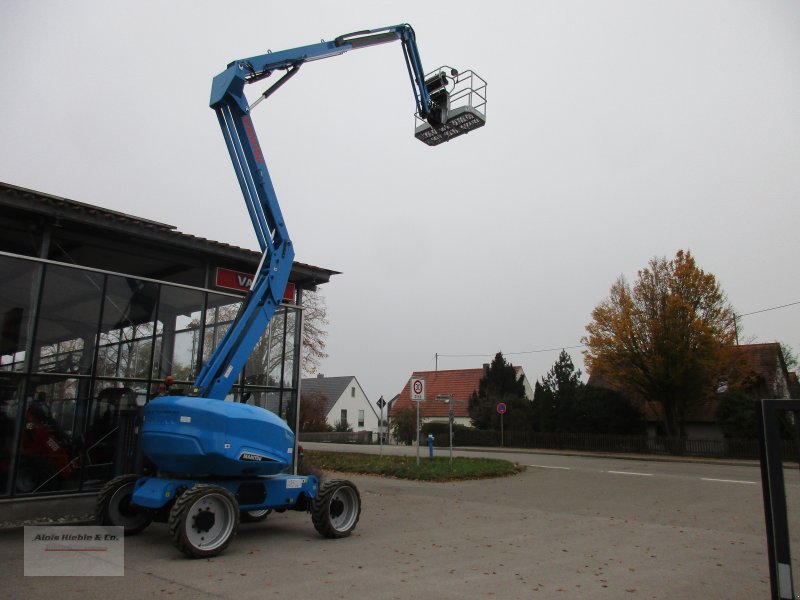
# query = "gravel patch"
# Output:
<box><xmin>0</xmin><ymin>514</ymin><xmax>96</xmax><ymax>531</ymax></box>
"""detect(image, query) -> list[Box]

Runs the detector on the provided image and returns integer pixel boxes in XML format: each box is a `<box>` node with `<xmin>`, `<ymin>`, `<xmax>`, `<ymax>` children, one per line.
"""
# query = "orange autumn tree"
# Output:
<box><xmin>583</xmin><ymin>250</ymin><xmax>737</xmax><ymax>438</ymax></box>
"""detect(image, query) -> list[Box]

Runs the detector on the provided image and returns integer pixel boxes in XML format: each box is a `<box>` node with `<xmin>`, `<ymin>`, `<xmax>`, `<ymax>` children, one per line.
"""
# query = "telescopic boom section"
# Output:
<box><xmin>194</xmin><ymin>25</ymin><xmax>460</xmax><ymax>399</ymax></box>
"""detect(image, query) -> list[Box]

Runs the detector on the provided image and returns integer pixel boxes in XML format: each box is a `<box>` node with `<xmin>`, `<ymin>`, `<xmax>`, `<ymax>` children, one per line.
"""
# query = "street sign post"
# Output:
<box><xmin>497</xmin><ymin>402</ymin><xmax>507</xmax><ymax>447</ymax></box>
<box><xmin>377</xmin><ymin>396</ymin><xmax>386</xmax><ymax>457</ymax></box>
<box><xmin>410</xmin><ymin>378</ymin><xmax>425</xmax><ymax>465</ymax></box>
<box><xmin>759</xmin><ymin>399</ymin><xmax>800</xmax><ymax>600</ymax></box>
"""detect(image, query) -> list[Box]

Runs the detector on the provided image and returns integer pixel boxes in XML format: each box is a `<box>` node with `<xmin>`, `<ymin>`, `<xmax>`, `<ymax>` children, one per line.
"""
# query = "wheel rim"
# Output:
<box><xmin>328</xmin><ymin>485</ymin><xmax>359</xmax><ymax>532</ymax></box>
<box><xmin>185</xmin><ymin>492</ymin><xmax>236</xmax><ymax>552</ymax></box>
<box><xmin>108</xmin><ymin>483</ymin><xmax>149</xmax><ymax>529</ymax></box>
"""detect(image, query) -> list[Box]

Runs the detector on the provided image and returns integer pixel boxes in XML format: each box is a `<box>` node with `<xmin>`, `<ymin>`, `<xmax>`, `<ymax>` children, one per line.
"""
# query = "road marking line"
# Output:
<box><xmin>528</xmin><ymin>465</ymin><xmax>571</xmax><ymax>470</ymax></box>
<box><xmin>607</xmin><ymin>470</ymin><xmax>653</xmax><ymax>477</ymax></box>
<box><xmin>701</xmin><ymin>478</ymin><xmax>757</xmax><ymax>485</ymax></box>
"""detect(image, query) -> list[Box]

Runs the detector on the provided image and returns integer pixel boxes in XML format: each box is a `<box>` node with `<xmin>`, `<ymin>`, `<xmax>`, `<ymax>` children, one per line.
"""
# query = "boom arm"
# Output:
<box><xmin>194</xmin><ymin>25</ymin><xmax>466</xmax><ymax>399</ymax></box>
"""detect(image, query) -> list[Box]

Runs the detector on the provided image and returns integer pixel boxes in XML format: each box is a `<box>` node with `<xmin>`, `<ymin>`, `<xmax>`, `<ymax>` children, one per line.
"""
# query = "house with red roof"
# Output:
<box><xmin>388</xmin><ymin>365</ymin><xmax>533</xmax><ymax>426</ymax></box>
<box><xmin>588</xmin><ymin>342</ymin><xmax>797</xmax><ymax>439</ymax></box>
<box><xmin>727</xmin><ymin>343</ymin><xmax>796</xmax><ymax>400</ymax></box>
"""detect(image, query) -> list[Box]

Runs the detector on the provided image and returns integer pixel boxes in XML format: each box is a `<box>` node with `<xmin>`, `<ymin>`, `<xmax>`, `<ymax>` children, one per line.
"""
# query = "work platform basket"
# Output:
<box><xmin>414</xmin><ymin>68</ymin><xmax>487</xmax><ymax>146</ymax></box>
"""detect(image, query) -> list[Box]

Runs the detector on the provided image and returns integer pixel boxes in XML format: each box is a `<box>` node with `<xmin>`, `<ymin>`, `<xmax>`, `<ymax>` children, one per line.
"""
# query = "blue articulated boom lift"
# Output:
<box><xmin>95</xmin><ymin>24</ymin><xmax>485</xmax><ymax>558</ymax></box>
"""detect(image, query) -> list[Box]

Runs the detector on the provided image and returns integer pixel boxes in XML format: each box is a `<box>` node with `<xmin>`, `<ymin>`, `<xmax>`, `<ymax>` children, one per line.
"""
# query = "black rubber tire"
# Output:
<box><xmin>311</xmin><ymin>479</ymin><xmax>361</xmax><ymax>538</ymax></box>
<box><xmin>95</xmin><ymin>474</ymin><xmax>152</xmax><ymax>536</ymax></box>
<box><xmin>240</xmin><ymin>508</ymin><xmax>271</xmax><ymax>523</ymax></box>
<box><xmin>169</xmin><ymin>484</ymin><xmax>239</xmax><ymax>558</ymax></box>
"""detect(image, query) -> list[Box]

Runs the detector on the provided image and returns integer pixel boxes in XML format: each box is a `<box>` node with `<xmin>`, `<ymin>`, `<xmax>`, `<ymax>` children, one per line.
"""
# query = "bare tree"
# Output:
<box><xmin>198</xmin><ymin>290</ymin><xmax>329</xmax><ymax>385</ymax></box>
<box><xmin>300</xmin><ymin>290</ymin><xmax>329</xmax><ymax>375</ymax></box>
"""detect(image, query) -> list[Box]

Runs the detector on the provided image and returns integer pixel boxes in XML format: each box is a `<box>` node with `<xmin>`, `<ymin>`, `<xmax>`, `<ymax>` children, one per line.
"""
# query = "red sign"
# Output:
<box><xmin>215</xmin><ymin>267</ymin><xmax>296</xmax><ymax>301</ymax></box>
<box><xmin>496</xmin><ymin>402</ymin><xmax>507</xmax><ymax>415</ymax></box>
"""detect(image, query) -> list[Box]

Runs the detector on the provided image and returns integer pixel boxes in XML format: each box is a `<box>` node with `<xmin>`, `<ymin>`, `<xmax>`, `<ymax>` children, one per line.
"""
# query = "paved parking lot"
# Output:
<box><xmin>2</xmin><ymin>447</ymin><xmax>790</xmax><ymax>600</ymax></box>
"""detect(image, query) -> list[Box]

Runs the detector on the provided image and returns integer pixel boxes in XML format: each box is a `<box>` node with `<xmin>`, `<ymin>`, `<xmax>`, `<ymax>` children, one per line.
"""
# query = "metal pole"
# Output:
<box><xmin>758</xmin><ymin>399</ymin><xmax>798</xmax><ymax>600</ymax></box>
<box><xmin>292</xmin><ymin>291</ymin><xmax>305</xmax><ymax>476</ymax></box>
<box><xmin>379</xmin><ymin>399</ymin><xmax>384</xmax><ymax>458</ymax></box>
<box><xmin>416</xmin><ymin>398</ymin><xmax>420</xmax><ymax>466</ymax></box>
<box><xmin>449</xmin><ymin>404</ymin><xmax>453</xmax><ymax>466</ymax></box>
<box><xmin>500</xmin><ymin>413</ymin><xmax>504</xmax><ymax>448</ymax></box>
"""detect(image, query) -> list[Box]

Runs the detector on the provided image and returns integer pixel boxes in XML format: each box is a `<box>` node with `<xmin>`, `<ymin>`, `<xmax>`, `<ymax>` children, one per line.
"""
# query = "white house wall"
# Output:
<box><xmin>328</xmin><ymin>377</ymin><xmax>380</xmax><ymax>433</ymax></box>
<box><xmin>774</xmin><ymin>364</ymin><xmax>791</xmax><ymax>399</ymax></box>
<box><xmin>520</xmin><ymin>372</ymin><xmax>534</xmax><ymax>400</ymax></box>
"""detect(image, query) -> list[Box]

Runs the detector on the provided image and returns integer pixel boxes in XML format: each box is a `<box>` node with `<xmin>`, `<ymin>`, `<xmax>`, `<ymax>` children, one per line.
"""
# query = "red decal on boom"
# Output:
<box><xmin>242</xmin><ymin>116</ymin><xmax>264</xmax><ymax>163</ymax></box>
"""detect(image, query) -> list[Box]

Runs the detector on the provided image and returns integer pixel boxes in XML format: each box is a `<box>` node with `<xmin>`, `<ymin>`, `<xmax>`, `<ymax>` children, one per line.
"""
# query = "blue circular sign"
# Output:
<box><xmin>496</xmin><ymin>402</ymin><xmax>507</xmax><ymax>415</ymax></box>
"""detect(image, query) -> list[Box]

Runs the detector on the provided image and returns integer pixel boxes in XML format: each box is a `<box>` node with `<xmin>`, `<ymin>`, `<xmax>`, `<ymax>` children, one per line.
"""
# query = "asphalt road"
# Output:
<box><xmin>2</xmin><ymin>445</ymin><xmax>798</xmax><ymax>600</ymax></box>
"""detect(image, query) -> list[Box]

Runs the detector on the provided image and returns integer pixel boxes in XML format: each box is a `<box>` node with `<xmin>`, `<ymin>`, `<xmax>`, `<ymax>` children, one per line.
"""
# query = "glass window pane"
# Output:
<box><xmin>266</xmin><ymin>312</ymin><xmax>282</xmax><ymax>387</ymax></box>
<box><xmin>283</xmin><ymin>390</ymin><xmax>298</xmax><ymax>430</ymax></box>
<box><xmin>203</xmin><ymin>295</ymin><xmax>241</xmax><ymax>364</ymax></box>
<box><xmin>97</xmin><ymin>276</ymin><xmax>158</xmax><ymax>380</ymax></box>
<box><xmin>0</xmin><ymin>255</ymin><xmax>38</xmax><ymax>372</ymax></box>
<box><xmin>205</xmin><ymin>294</ymin><xmax>241</xmax><ymax>325</ymax></box>
<box><xmin>237</xmin><ymin>388</ymin><xmax>293</xmax><ymax>424</ymax></box>
<box><xmin>33</xmin><ymin>265</ymin><xmax>103</xmax><ymax>376</ymax></box>
<box><xmin>283</xmin><ymin>309</ymin><xmax>297</xmax><ymax>388</ymax></box>
<box><xmin>263</xmin><ymin>308</ymin><xmax>297</xmax><ymax>389</ymax></box>
<box><xmin>84</xmin><ymin>380</ymin><xmax>143</xmax><ymax>488</ymax></box>
<box><xmin>155</xmin><ymin>285</ymin><xmax>204</xmax><ymax>382</ymax></box>
<box><xmin>244</xmin><ymin>324</ymin><xmax>271</xmax><ymax>387</ymax></box>
<box><xmin>225</xmin><ymin>388</ymin><xmax>245</xmax><ymax>403</ymax></box>
<box><xmin>171</xmin><ymin>330</ymin><xmax>200</xmax><ymax>382</ymax></box>
<box><xmin>95</xmin><ymin>340</ymin><xmax>119</xmax><ymax>378</ymax></box>
<box><xmin>0</xmin><ymin>373</ymin><xmax>25</xmax><ymax>496</ymax></box>
<box><xmin>16</xmin><ymin>377</ymin><xmax>86</xmax><ymax>495</ymax></box>
<box><xmin>246</xmin><ymin>389</ymin><xmax>289</xmax><ymax>421</ymax></box>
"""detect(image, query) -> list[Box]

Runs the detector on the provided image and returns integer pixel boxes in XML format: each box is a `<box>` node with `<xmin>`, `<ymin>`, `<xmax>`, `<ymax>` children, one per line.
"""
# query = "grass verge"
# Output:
<box><xmin>304</xmin><ymin>450</ymin><xmax>523</xmax><ymax>482</ymax></box>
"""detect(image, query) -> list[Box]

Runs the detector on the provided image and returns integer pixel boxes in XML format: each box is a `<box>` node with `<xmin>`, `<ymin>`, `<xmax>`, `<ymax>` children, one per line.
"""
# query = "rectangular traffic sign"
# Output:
<box><xmin>410</xmin><ymin>377</ymin><xmax>425</xmax><ymax>402</ymax></box>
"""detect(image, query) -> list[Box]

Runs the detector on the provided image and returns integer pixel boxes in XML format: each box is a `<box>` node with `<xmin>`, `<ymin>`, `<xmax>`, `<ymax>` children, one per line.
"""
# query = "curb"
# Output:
<box><xmin>0</xmin><ymin>515</ymin><xmax>97</xmax><ymax>533</ymax></box>
<box><xmin>450</xmin><ymin>445</ymin><xmax>760</xmax><ymax>468</ymax></box>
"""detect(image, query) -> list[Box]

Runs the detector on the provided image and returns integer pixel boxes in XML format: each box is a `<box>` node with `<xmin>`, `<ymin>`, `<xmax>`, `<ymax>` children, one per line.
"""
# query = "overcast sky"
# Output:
<box><xmin>2</xmin><ymin>1</ymin><xmax>799</xmax><ymax>404</ymax></box>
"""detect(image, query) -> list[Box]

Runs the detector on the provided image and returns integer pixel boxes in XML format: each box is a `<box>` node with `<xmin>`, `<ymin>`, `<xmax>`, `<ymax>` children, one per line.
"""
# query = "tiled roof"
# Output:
<box><xmin>301</xmin><ymin>376</ymin><xmax>355</xmax><ymax>416</ymax></box>
<box><xmin>731</xmin><ymin>343</ymin><xmax>788</xmax><ymax>394</ymax></box>
<box><xmin>389</xmin><ymin>368</ymin><xmax>485</xmax><ymax>419</ymax></box>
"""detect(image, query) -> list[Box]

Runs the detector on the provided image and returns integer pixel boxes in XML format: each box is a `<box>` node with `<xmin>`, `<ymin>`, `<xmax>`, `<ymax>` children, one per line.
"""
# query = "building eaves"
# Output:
<box><xmin>1</xmin><ymin>181</ymin><xmax>340</xmax><ymax>287</ymax></box>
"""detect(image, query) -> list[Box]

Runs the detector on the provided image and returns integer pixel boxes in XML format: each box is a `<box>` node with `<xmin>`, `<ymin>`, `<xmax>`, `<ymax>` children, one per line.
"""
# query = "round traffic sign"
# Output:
<box><xmin>496</xmin><ymin>402</ymin><xmax>507</xmax><ymax>415</ymax></box>
<box><xmin>413</xmin><ymin>380</ymin><xmax>423</xmax><ymax>395</ymax></box>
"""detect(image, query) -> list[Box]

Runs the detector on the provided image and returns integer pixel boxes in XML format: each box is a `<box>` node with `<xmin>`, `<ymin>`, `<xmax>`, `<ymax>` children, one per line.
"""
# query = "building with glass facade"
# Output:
<box><xmin>0</xmin><ymin>182</ymin><xmax>336</xmax><ymax>502</ymax></box>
